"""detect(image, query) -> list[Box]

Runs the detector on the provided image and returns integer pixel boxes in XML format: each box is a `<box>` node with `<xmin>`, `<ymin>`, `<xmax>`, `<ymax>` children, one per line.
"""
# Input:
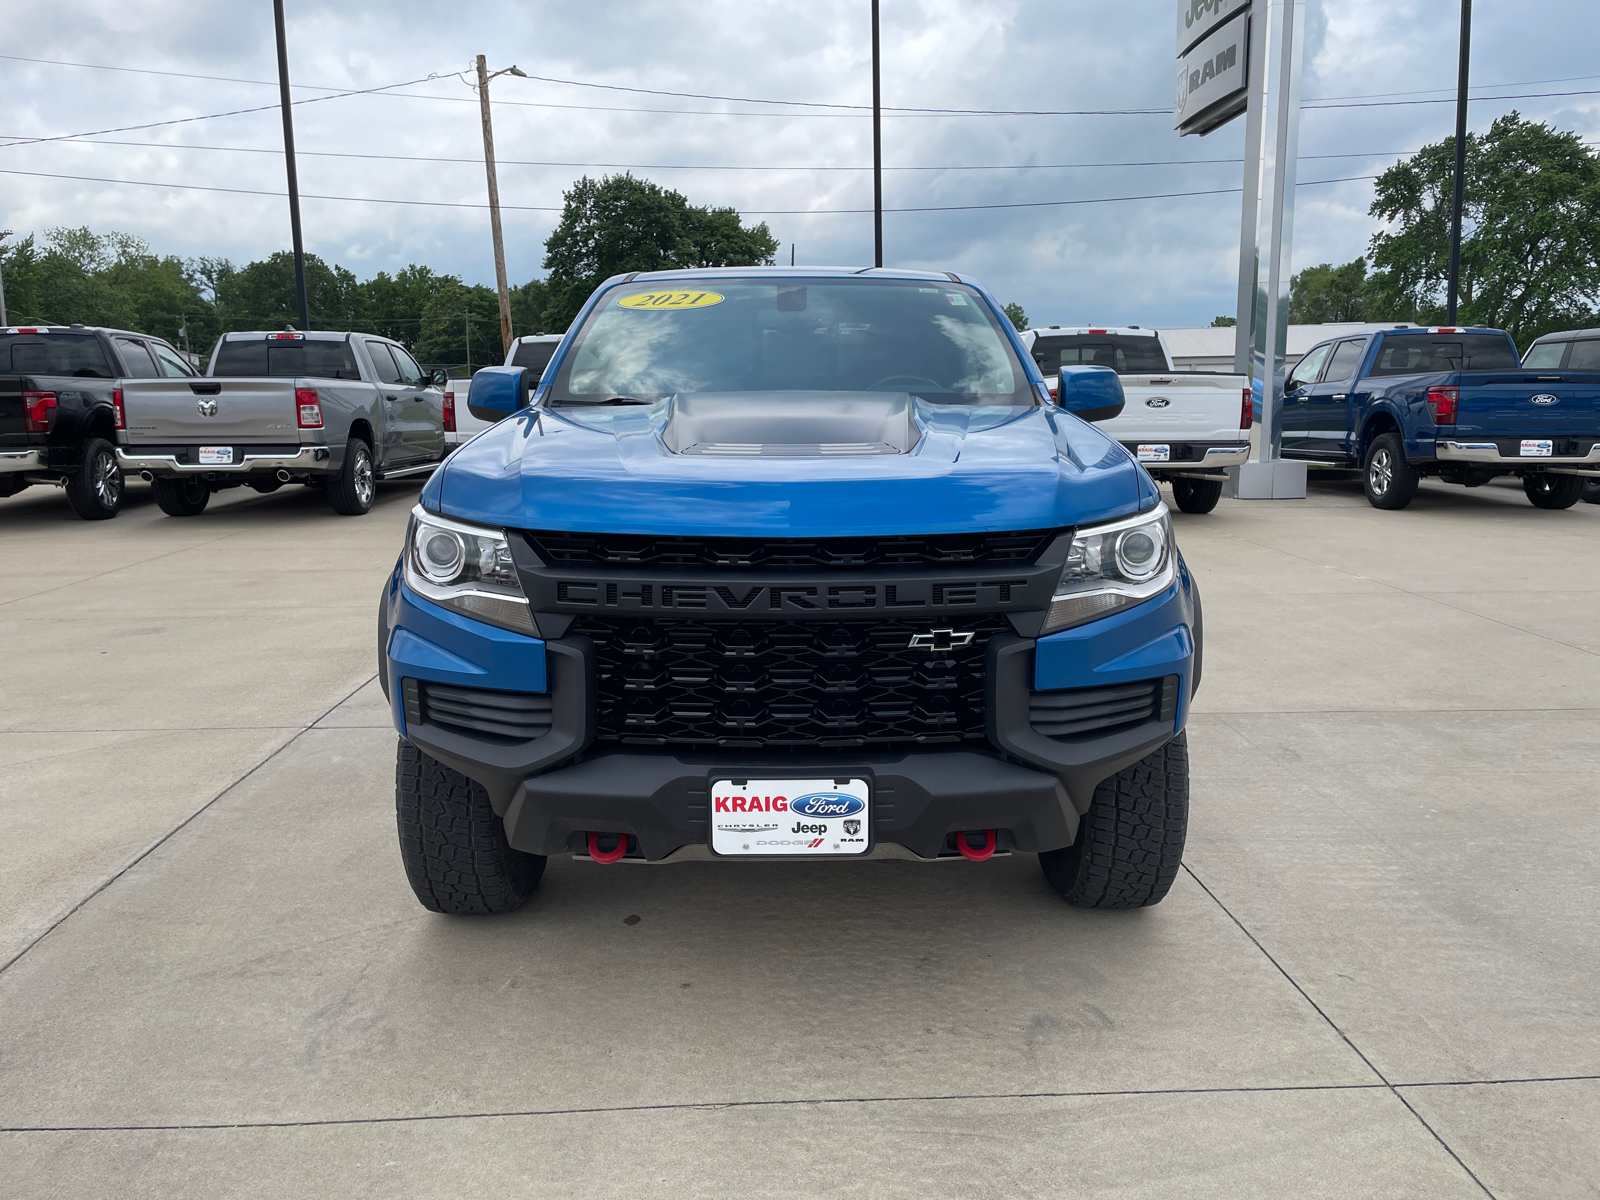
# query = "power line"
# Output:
<box><xmin>0</xmin><ymin>166</ymin><xmax>1376</xmax><ymax>216</ymax></box>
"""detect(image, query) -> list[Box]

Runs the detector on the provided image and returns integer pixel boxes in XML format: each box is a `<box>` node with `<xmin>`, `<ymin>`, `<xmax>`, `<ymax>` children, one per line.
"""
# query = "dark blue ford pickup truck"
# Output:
<box><xmin>1280</xmin><ymin>326</ymin><xmax>1600</xmax><ymax>509</ymax></box>
<box><xmin>378</xmin><ymin>268</ymin><xmax>1201</xmax><ymax>916</ymax></box>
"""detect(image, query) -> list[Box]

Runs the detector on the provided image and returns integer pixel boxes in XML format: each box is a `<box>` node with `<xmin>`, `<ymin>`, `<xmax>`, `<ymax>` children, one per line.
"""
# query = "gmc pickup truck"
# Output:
<box><xmin>1280</xmin><ymin>326</ymin><xmax>1600</xmax><ymax>510</ymax></box>
<box><xmin>1020</xmin><ymin>326</ymin><xmax>1250</xmax><ymax>514</ymax></box>
<box><xmin>1</xmin><ymin>324</ymin><xmax>196</xmax><ymax>519</ymax></box>
<box><xmin>379</xmin><ymin>268</ymin><xmax>1201</xmax><ymax>917</ymax></box>
<box><xmin>118</xmin><ymin>330</ymin><xmax>448</xmax><ymax>516</ymax></box>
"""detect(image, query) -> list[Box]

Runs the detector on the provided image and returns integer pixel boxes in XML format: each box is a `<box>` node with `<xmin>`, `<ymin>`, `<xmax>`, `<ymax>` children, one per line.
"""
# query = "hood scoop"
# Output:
<box><xmin>661</xmin><ymin>391</ymin><xmax>921</xmax><ymax>457</ymax></box>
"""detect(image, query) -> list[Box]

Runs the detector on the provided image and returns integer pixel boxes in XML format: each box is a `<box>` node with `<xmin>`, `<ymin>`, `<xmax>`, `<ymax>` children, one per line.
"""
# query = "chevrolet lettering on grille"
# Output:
<box><xmin>542</xmin><ymin>577</ymin><xmax>1042</xmax><ymax>615</ymax></box>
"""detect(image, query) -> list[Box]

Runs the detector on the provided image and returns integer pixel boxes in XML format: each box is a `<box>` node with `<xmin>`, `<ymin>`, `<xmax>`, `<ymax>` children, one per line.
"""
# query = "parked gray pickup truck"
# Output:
<box><xmin>117</xmin><ymin>330</ymin><xmax>447</xmax><ymax>516</ymax></box>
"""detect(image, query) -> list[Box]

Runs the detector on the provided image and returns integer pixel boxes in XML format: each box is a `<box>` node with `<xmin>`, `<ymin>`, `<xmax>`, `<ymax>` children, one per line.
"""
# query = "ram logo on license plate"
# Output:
<box><xmin>710</xmin><ymin>778</ymin><xmax>871</xmax><ymax>856</ymax></box>
<box><xmin>1137</xmin><ymin>444</ymin><xmax>1171</xmax><ymax>463</ymax></box>
<box><xmin>1520</xmin><ymin>440</ymin><xmax>1554</xmax><ymax>458</ymax></box>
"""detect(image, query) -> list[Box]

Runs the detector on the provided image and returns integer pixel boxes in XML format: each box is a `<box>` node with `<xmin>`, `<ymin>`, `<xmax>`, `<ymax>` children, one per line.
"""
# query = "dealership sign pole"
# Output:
<box><xmin>1175</xmin><ymin>0</ymin><xmax>1307</xmax><ymax>499</ymax></box>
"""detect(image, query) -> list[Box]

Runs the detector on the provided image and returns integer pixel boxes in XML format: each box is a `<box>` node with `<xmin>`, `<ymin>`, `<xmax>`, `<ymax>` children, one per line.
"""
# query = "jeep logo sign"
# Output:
<box><xmin>1177</xmin><ymin>0</ymin><xmax>1249</xmax><ymax>56</ymax></box>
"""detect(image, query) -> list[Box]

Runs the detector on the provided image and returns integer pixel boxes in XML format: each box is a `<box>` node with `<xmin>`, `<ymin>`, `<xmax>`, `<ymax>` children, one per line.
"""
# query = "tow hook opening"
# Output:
<box><xmin>954</xmin><ymin>829</ymin><xmax>997</xmax><ymax>861</ymax></box>
<box><xmin>587</xmin><ymin>832</ymin><xmax>630</xmax><ymax>864</ymax></box>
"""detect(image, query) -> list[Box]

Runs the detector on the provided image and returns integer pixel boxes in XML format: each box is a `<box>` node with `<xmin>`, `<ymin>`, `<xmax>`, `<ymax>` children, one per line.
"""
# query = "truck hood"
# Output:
<box><xmin>427</xmin><ymin>396</ymin><xmax>1155</xmax><ymax>537</ymax></box>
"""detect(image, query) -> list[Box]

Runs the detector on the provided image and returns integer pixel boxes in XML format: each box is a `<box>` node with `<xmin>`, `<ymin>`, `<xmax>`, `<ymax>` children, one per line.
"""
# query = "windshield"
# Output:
<box><xmin>213</xmin><ymin>338</ymin><xmax>363</xmax><ymax>380</ymax></box>
<box><xmin>0</xmin><ymin>333</ymin><xmax>115</xmax><ymax>378</ymax></box>
<box><xmin>545</xmin><ymin>277</ymin><xmax>1032</xmax><ymax>406</ymax></box>
<box><xmin>1029</xmin><ymin>334</ymin><xmax>1169</xmax><ymax>375</ymax></box>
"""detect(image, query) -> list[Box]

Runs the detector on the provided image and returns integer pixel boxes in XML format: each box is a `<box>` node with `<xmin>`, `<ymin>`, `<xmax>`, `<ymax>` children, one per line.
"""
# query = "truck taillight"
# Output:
<box><xmin>23</xmin><ymin>391</ymin><xmax>57</xmax><ymax>433</ymax></box>
<box><xmin>1048</xmin><ymin>385</ymin><xmax>1058</xmax><ymax>401</ymax></box>
<box><xmin>112</xmin><ymin>387</ymin><xmax>125</xmax><ymax>430</ymax></box>
<box><xmin>1426</xmin><ymin>385</ymin><xmax>1459</xmax><ymax>425</ymax></box>
<box><xmin>1241</xmin><ymin>387</ymin><xmax>1253</xmax><ymax>430</ymax></box>
<box><xmin>442</xmin><ymin>390</ymin><xmax>457</xmax><ymax>433</ymax></box>
<box><xmin>296</xmin><ymin>387</ymin><xmax>324</xmax><ymax>428</ymax></box>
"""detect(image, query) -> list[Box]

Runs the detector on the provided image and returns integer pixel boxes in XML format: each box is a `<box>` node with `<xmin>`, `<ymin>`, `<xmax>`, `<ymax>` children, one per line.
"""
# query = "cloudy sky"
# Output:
<box><xmin>3</xmin><ymin>0</ymin><xmax>1597</xmax><ymax>329</ymax></box>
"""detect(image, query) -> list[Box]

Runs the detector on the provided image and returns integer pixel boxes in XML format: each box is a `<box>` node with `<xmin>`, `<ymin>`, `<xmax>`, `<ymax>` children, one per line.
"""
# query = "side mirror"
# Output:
<box><xmin>467</xmin><ymin>365</ymin><xmax>530</xmax><ymax>422</ymax></box>
<box><xmin>1055</xmin><ymin>365</ymin><xmax>1125</xmax><ymax>423</ymax></box>
<box><xmin>430</xmin><ymin>368</ymin><xmax>448</xmax><ymax>388</ymax></box>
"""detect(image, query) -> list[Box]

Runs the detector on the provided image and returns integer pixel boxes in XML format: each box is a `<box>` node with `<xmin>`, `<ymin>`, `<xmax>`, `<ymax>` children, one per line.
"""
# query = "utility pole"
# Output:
<box><xmin>871</xmin><ymin>0</ymin><xmax>883</xmax><ymax>268</ymax></box>
<box><xmin>272</xmin><ymin>0</ymin><xmax>310</xmax><ymax>331</ymax></box>
<box><xmin>1446</xmin><ymin>0</ymin><xmax>1472</xmax><ymax>325</ymax></box>
<box><xmin>0</xmin><ymin>228</ymin><xmax>10</xmax><ymax>327</ymax></box>
<box><xmin>464</xmin><ymin>310</ymin><xmax>472</xmax><ymax>375</ymax></box>
<box><xmin>477</xmin><ymin>56</ymin><xmax>525</xmax><ymax>358</ymax></box>
<box><xmin>178</xmin><ymin>313</ymin><xmax>190</xmax><ymax>354</ymax></box>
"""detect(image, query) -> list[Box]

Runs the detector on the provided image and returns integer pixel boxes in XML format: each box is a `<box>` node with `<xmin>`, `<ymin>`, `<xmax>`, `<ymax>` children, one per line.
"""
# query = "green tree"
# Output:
<box><xmin>1368</xmin><ymin>113</ymin><xmax>1600</xmax><ymax>344</ymax></box>
<box><xmin>1002</xmin><ymin>302</ymin><xmax>1028</xmax><ymax>331</ymax></box>
<box><xmin>1288</xmin><ymin>258</ymin><xmax>1373</xmax><ymax>324</ymax></box>
<box><xmin>1209</xmin><ymin>315</ymin><xmax>1236</xmax><ymax>328</ymax></box>
<box><xmin>414</xmin><ymin>281</ymin><xmax>507</xmax><ymax>372</ymax></box>
<box><xmin>357</xmin><ymin>264</ymin><xmax>457</xmax><ymax>347</ymax></box>
<box><xmin>215</xmin><ymin>251</ymin><xmax>361</xmax><ymax>333</ymax></box>
<box><xmin>509</xmin><ymin>277</ymin><xmax>552</xmax><ymax>334</ymax></box>
<box><xmin>541</xmin><ymin>174</ymin><xmax>778</xmax><ymax>331</ymax></box>
<box><xmin>0</xmin><ymin>233</ymin><xmax>41</xmax><ymax>323</ymax></box>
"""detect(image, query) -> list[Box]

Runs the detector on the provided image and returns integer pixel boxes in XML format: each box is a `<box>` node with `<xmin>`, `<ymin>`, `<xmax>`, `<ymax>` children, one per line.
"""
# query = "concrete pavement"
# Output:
<box><xmin>1</xmin><ymin>472</ymin><xmax>1596</xmax><ymax>1197</ymax></box>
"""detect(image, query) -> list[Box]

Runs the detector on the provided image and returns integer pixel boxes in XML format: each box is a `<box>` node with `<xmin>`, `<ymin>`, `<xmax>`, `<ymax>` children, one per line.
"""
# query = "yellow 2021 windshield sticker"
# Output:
<box><xmin>616</xmin><ymin>290</ymin><xmax>725</xmax><ymax>311</ymax></box>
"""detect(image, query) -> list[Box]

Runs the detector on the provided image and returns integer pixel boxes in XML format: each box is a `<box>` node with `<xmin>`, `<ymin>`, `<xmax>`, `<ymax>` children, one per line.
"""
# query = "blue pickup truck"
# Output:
<box><xmin>378</xmin><ymin>268</ymin><xmax>1201</xmax><ymax>915</ymax></box>
<box><xmin>1279</xmin><ymin>326</ymin><xmax>1600</xmax><ymax>509</ymax></box>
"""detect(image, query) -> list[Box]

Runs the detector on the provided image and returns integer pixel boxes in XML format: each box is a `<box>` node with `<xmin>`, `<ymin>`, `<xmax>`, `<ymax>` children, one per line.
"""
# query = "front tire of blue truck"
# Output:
<box><xmin>1038</xmin><ymin>733</ymin><xmax>1190</xmax><ymax>909</ymax></box>
<box><xmin>395</xmin><ymin>739</ymin><xmax>546</xmax><ymax>915</ymax></box>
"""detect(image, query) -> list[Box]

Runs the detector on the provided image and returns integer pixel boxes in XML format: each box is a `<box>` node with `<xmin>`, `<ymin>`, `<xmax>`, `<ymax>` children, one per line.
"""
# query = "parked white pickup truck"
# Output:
<box><xmin>1020</xmin><ymin>326</ymin><xmax>1251</xmax><ymax>513</ymax></box>
<box><xmin>117</xmin><ymin>330</ymin><xmax>447</xmax><ymax>517</ymax></box>
<box><xmin>443</xmin><ymin>333</ymin><xmax>563</xmax><ymax>450</ymax></box>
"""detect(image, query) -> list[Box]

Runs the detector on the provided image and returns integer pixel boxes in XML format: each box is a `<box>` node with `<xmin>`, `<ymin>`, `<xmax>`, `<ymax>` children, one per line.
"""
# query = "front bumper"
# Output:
<box><xmin>116</xmin><ymin>445</ymin><xmax>332</xmax><ymax>475</ymax></box>
<box><xmin>381</xmin><ymin>557</ymin><xmax>1198</xmax><ymax>861</ymax></box>
<box><xmin>0</xmin><ymin>448</ymin><xmax>46</xmax><ymax>475</ymax></box>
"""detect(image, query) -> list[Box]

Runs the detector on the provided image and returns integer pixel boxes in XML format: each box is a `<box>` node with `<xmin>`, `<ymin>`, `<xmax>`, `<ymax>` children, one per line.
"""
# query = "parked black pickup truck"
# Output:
<box><xmin>0</xmin><ymin>324</ymin><xmax>197</xmax><ymax>519</ymax></box>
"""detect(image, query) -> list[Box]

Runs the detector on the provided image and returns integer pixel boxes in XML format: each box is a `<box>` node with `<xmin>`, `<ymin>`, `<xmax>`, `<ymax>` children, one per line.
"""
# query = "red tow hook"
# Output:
<box><xmin>588</xmin><ymin>832</ymin><xmax>629</xmax><ymax>864</ymax></box>
<box><xmin>955</xmin><ymin>829</ymin><xmax>996</xmax><ymax>861</ymax></box>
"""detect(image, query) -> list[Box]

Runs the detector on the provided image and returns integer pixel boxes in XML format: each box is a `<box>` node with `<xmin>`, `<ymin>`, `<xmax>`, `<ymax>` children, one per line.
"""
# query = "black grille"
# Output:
<box><xmin>404</xmin><ymin>679</ymin><xmax>554</xmax><ymax>741</ymax></box>
<box><xmin>571</xmin><ymin>614</ymin><xmax>1013</xmax><ymax>749</ymax></box>
<box><xmin>1029</xmin><ymin>677</ymin><xmax>1178</xmax><ymax>741</ymax></box>
<box><xmin>523</xmin><ymin>529</ymin><xmax>1059</xmax><ymax>570</ymax></box>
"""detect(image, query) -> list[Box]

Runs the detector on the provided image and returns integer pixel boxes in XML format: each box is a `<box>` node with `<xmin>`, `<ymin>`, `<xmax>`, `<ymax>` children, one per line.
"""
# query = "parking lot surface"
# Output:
<box><xmin>2</xmin><ymin>474</ymin><xmax>1596</xmax><ymax>1198</ymax></box>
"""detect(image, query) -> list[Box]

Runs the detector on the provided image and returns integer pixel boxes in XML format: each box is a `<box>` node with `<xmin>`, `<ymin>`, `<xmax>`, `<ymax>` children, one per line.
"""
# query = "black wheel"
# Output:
<box><xmin>151</xmin><ymin>476</ymin><xmax>210</xmax><ymax>517</ymax></box>
<box><xmin>1039</xmin><ymin>733</ymin><xmax>1189</xmax><ymax>909</ymax></box>
<box><xmin>1583</xmin><ymin>480</ymin><xmax>1600</xmax><ymax>505</ymax></box>
<box><xmin>64</xmin><ymin>437</ymin><xmax>123</xmax><ymax>520</ymax></box>
<box><xmin>1171</xmin><ymin>477</ymin><xmax>1223</xmax><ymax>514</ymax></box>
<box><xmin>1523</xmin><ymin>473</ymin><xmax>1585</xmax><ymax>510</ymax></box>
<box><xmin>328</xmin><ymin>438</ymin><xmax>375</xmax><ymax>515</ymax></box>
<box><xmin>395</xmin><ymin>739</ymin><xmax>545</xmax><ymax>915</ymax></box>
<box><xmin>1363</xmin><ymin>432</ymin><xmax>1420</xmax><ymax>510</ymax></box>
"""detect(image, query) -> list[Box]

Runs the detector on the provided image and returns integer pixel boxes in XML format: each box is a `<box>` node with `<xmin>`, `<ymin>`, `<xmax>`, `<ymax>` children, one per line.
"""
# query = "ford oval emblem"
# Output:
<box><xmin>1530</xmin><ymin>394</ymin><xmax>1559</xmax><ymax>405</ymax></box>
<box><xmin>789</xmin><ymin>792</ymin><xmax>865</xmax><ymax>819</ymax></box>
<box><xmin>1145</xmin><ymin>396</ymin><xmax>1171</xmax><ymax>408</ymax></box>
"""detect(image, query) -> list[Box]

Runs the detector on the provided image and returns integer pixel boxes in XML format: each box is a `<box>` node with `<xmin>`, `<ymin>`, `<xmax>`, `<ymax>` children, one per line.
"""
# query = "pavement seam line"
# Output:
<box><xmin>0</xmin><ymin>673</ymin><xmax>379</xmax><ymax>978</ymax></box>
<box><xmin>1181</xmin><ymin>864</ymin><xmax>1499</xmax><ymax>1199</ymax></box>
<box><xmin>6</xmin><ymin>1075</ymin><xmax>1598</xmax><ymax>1134</ymax></box>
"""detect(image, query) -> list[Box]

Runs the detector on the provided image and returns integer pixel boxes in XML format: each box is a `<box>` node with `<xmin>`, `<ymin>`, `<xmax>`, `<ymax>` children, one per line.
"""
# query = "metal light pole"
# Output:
<box><xmin>0</xmin><ymin>229</ymin><xmax>10</xmax><ymax>327</ymax></box>
<box><xmin>1446</xmin><ymin>0</ymin><xmax>1471</xmax><ymax>325</ymax></box>
<box><xmin>871</xmin><ymin>0</ymin><xmax>883</xmax><ymax>268</ymax></box>
<box><xmin>476</xmin><ymin>57</ymin><xmax>525</xmax><ymax>357</ymax></box>
<box><xmin>272</xmin><ymin>0</ymin><xmax>310</xmax><ymax>331</ymax></box>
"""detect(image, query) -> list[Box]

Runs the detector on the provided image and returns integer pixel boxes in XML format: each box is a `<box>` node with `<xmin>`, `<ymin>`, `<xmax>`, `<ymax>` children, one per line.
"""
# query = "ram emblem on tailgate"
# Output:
<box><xmin>196</xmin><ymin>399</ymin><xmax>219</xmax><ymax>417</ymax></box>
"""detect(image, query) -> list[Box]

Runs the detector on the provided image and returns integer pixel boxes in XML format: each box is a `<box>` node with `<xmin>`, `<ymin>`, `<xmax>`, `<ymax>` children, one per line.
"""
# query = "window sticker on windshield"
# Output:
<box><xmin>918</xmin><ymin>287</ymin><xmax>939</xmax><ymax>293</ymax></box>
<box><xmin>616</xmin><ymin>290</ymin><xmax>725</xmax><ymax>311</ymax></box>
<box><xmin>944</xmin><ymin>293</ymin><xmax>969</xmax><ymax>306</ymax></box>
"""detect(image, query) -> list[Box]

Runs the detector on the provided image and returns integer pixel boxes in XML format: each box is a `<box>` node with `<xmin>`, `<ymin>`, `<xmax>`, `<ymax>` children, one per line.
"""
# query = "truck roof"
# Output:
<box><xmin>1024</xmin><ymin>326</ymin><xmax>1158</xmax><ymax>337</ymax></box>
<box><xmin>219</xmin><ymin>330</ymin><xmax>373</xmax><ymax>342</ymax></box>
<box><xmin>2</xmin><ymin>323</ymin><xmax>158</xmax><ymax>339</ymax></box>
<box><xmin>600</xmin><ymin>265</ymin><xmax>970</xmax><ymax>286</ymax></box>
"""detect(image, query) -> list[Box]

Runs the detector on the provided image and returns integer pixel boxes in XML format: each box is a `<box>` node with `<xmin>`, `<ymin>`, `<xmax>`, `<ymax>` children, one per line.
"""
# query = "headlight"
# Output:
<box><xmin>1041</xmin><ymin>503</ymin><xmax>1176</xmax><ymax>634</ymax></box>
<box><xmin>403</xmin><ymin>505</ymin><xmax>538</xmax><ymax>636</ymax></box>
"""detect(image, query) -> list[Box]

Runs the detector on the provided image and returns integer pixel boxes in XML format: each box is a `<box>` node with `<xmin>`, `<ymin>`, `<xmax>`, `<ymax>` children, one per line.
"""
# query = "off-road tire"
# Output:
<box><xmin>1363</xmin><ymin>432</ymin><xmax>1420</xmax><ymax>510</ymax></box>
<box><xmin>64</xmin><ymin>437</ymin><xmax>122</xmax><ymax>520</ymax></box>
<box><xmin>1523</xmin><ymin>472</ymin><xmax>1585</xmax><ymax>510</ymax></box>
<box><xmin>395</xmin><ymin>739</ymin><xmax>545</xmax><ymax>915</ymax></box>
<box><xmin>328</xmin><ymin>438</ymin><xmax>375</xmax><ymax>516</ymax></box>
<box><xmin>151</xmin><ymin>476</ymin><xmax>210</xmax><ymax>517</ymax></box>
<box><xmin>1039</xmin><ymin>733</ymin><xmax>1189</xmax><ymax>909</ymax></box>
<box><xmin>1171</xmin><ymin>477</ymin><xmax>1223</xmax><ymax>514</ymax></box>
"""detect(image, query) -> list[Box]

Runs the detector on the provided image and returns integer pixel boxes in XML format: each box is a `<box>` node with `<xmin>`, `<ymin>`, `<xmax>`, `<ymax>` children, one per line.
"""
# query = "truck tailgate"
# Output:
<box><xmin>1096</xmin><ymin>372</ymin><xmax>1249</xmax><ymax>443</ymax></box>
<box><xmin>119</xmin><ymin>378</ymin><xmax>302</xmax><ymax>445</ymax></box>
<box><xmin>1456</xmin><ymin>371</ymin><xmax>1600</xmax><ymax>436</ymax></box>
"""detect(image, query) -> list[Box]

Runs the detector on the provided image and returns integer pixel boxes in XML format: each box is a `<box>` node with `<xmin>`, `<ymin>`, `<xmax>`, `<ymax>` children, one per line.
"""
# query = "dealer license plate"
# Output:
<box><xmin>198</xmin><ymin>446</ymin><xmax>234</xmax><ymax>465</ymax></box>
<box><xmin>709</xmin><ymin>777</ymin><xmax>871</xmax><ymax>857</ymax></box>
<box><xmin>1520</xmin><ymin>440</ymin><xmax>1553</xmax><ymax>457</ymax></box>
<box><xmin>1137</xmin><ymin>444</ymin><xmax>1171</xmax><ymax>463</ymax></box>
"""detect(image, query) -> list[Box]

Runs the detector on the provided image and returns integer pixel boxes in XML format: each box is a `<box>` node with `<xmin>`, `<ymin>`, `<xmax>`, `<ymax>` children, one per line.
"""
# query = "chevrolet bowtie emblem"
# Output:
<box><xmin>908</xmin><ymin>628</ymin><xmax>975</xmax><ymax>652</ymax></box>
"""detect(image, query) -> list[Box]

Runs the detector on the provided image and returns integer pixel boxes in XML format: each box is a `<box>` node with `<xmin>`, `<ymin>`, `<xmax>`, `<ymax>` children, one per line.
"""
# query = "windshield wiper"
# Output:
<box><xmin>554</xmin><ymin>395</ymin><xmax>656</xmax><ymax>407</ymax></box>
